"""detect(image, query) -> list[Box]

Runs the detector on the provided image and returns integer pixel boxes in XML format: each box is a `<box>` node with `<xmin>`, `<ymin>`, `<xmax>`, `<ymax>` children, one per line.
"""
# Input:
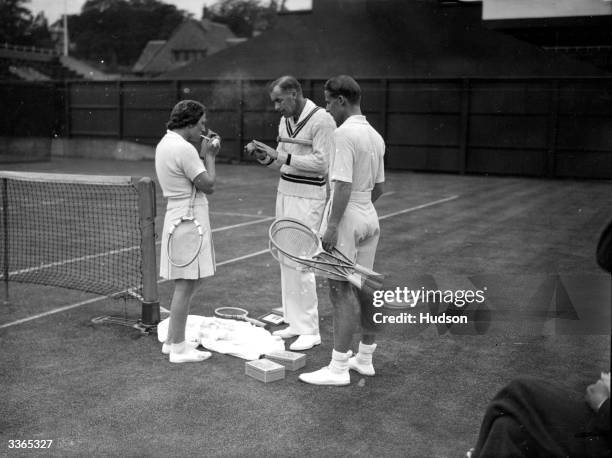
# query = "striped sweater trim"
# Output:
<box><xmin>285</xmin><ymin>106</ymin><xmax>321</xmax><ymax>138</ymax></box>
<box><xmin>281</xmin><ymin>173</ymin><xmax>326</xmax><ymax>186</ymax></box>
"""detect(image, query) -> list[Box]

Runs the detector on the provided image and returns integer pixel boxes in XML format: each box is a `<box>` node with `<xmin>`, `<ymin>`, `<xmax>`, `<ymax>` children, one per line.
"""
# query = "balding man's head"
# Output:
<box><xmin>269</xmin><ymin>76</ymin><xmax>303</xmax><ymax>96</ymax></box>
<box><xmin>268</xmin><ymin>75</ymin><xmax>305</xmax><ymax>119</ymax></box>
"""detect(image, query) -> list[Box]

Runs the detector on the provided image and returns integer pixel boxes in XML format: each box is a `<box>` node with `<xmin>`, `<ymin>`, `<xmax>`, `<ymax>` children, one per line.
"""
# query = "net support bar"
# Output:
<box><xmin>137</xmin><ymin>177</ymin><xmax>159</xmax><ymax>327</ymax></box>
<box><xmin>2</xmin><ymin>178</ymin><xmax>8</xmax><ymax>302</ymax></box>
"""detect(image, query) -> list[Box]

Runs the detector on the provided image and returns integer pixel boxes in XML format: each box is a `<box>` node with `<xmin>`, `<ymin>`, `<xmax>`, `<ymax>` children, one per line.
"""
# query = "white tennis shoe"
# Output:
<box><xmin>169</xmin><ymin>348</ymin><xmax>211</xmax><ymax>363</ymax></box>
<box><xmin>272</xmin><ymin>327</ymin><xmax>299</xmax><ymax>339</ymax></box>
<box><xmin>162</xmin><ymin>340</ymin><xmax>199</xmax><ymax>355</ymax></box>
<box><xmin>289</xmin><ymin>334</ymin><xmax>321</xmax><ymax>351</ymax></box>
<box><xmin>348</xmin><ymin>354</ymin><xmax>375</xmax><ymax>376</ymax></box>
<box><xmin>299</xmin><ymin>366</ymin><xmax>350</xmax><ymax>386</ymax></box>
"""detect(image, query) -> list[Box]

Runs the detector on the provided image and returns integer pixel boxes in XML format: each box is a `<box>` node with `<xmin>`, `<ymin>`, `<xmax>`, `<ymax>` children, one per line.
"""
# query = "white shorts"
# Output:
<box><xmin>159</xmin><ymin>196</ymin><xmax>215</xmax><ymax>280</ymax></box>
<box><xmin>319</xmin><ymin>197</ymin><xmax>380</xmax><ymax>280</ymax></box>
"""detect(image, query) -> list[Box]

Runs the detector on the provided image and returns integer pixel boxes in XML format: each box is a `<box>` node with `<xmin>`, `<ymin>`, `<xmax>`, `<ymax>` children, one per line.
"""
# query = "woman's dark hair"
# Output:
<box><xmin>324</xmin><ymin>75</ymin><xmax>361</xmax><ymax>104</ymax></box>
<box><xmin>166</xmin><ymin>100</ymin><xmax>206</xmax><ymax>130</ymax></box>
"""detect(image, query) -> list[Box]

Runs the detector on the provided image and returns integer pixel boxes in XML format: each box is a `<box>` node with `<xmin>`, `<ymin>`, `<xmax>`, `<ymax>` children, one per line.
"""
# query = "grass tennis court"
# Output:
<box><xmin>1</xmin><ymin>158</ymin><xmax>610</xmax><ymax>457</ymax></box>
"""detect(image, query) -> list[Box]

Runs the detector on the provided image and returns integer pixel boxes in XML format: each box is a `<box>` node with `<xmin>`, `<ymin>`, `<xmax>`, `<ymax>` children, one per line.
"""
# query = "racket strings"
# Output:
<box><xmin>271</xmin><ymin>224</ymin><xmax>318</xmax><ymax>258</ymax></box>
<box><xmin>167</xmin><ymin>219</ymin><xmax>203</xmax><ymax>267</ymax></box>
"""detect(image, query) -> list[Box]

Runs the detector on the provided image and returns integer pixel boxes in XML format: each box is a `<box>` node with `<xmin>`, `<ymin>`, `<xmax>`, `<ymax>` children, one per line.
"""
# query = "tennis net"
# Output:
<box><xmin>0</xmin><ymin>171</ymin><xmax>159</xmax><ymax>323</ymax></box>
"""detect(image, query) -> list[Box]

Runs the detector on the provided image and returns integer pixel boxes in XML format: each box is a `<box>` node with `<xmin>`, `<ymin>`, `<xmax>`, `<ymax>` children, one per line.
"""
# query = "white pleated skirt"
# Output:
<box><xmin>159</xmin><ymin>195</ymin><xmax>215</xmax><ymax>280</ymax></box>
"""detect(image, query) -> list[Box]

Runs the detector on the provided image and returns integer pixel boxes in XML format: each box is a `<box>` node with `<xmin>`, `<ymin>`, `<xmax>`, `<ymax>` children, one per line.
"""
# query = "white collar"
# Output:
<box><xmin>288</xmin><ymin>98</ymin><xmax>317</xmax><ymax>124</ymax></box>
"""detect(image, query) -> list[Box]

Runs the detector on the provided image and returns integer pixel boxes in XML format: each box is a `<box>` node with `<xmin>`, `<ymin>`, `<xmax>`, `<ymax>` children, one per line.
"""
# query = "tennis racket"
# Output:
<box><xmin>268</xmin><ymin>218</ymin><xmax>384</xmax><ymax>291</ymax></box>
<box><xmin>166</xmin><ymin>187</ymin><xmax>203</xmax><ymax>267</ymax></box>
<box><xmin>214</xmin><ymin>307</ymin><xmax>267</xmax><ymax>327</ymax></box>
<box><xmin>269</xmin><ymin>238</ymin><xmax>383</xmax><ymax>293</ymax></box>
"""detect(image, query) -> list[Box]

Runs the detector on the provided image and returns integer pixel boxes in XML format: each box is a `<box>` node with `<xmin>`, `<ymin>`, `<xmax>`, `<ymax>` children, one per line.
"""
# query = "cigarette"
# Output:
<box><xmin>277</xmin><ymin>136</ymin><xmax>312</xmax><ymax>146</ymax></box>
<box><xmin>201</xmin><ymin>134</ymin><xmax>220</xmax><ymax>148</ymax></box>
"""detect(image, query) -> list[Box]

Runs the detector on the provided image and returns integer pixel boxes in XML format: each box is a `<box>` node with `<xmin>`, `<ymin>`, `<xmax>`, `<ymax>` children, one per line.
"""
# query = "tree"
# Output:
<box><xmin>25</xmin><ymin>12</ymin><xmax>53</xmax><ymax>48</ymax></box>
<box><xmin>0</xmin><ymin>0</ymin><xmax>34</xmax><ymax>44</ymax></box>
<box><xmin>208</xmin><ymin>0</ymin><xmax>278</xmax><ymax>38</ymax></box>
<box><xmin>0</xmin><ymin>0</ymin><xmax>53</xmax><ymax>48</ymax></box>
<box><xmin>69</xmin><ymin>0</ymin><xmax>187</xmax><ymax>70</ymax></box>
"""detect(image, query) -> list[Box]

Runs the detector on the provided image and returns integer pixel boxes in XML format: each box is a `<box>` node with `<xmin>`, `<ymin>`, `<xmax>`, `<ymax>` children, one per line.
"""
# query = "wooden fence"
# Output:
<box><xmin>1</xmin><ymin>77</ymin><xmax>611</xmax><ymax>178</ymax></box>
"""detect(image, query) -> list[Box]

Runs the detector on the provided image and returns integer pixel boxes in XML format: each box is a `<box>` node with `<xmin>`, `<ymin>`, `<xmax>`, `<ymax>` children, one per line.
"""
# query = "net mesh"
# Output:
<box><xmin>0</xmin><ymin>174</ymin><xmax>145</xmax><ymax>300</ymax></box>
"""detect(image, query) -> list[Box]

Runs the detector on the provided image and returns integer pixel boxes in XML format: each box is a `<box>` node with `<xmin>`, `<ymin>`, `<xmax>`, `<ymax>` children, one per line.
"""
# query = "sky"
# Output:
<box><xmin>26</xmin><ymin>0</ymin><xmax>312</xmax><ymax>24</ymax></box>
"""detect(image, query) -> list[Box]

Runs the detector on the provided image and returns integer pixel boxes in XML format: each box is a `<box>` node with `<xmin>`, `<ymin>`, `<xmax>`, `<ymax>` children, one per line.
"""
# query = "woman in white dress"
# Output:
<box><xmin>155</xmin><ymin>100</ymin><xmax>220</xmax><ymax>363</ymax></box>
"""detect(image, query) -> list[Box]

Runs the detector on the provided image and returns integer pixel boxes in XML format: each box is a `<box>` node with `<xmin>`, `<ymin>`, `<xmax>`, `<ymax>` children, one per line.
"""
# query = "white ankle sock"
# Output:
<box><xmin>171</xmin><ymin>341</ymin><xmax>186</xmax><ymax>354</ymax></box>
<box><xmin>329</xmin><ymin>349</ymin><xmax>350</xmax><ymax>374</ymax></box>
<box><xmin>356</xmin><ymin>342</ymin><xmax>377</xmax><ymax>364</ymax></box>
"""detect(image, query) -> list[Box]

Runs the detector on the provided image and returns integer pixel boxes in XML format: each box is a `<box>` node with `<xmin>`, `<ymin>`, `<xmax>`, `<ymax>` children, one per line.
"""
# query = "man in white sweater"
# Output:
<box><xmin>246</xmin><ymin>75</ymin><xmax>336</xmax><ymax>351</ymax></box>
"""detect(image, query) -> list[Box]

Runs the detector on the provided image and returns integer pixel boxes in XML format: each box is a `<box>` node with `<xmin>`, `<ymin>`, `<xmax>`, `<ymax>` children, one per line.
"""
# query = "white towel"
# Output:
<box><xmin>157</xmin><ymin>314</ymin><xmax>285</xmax><ymax>360</ymax></box>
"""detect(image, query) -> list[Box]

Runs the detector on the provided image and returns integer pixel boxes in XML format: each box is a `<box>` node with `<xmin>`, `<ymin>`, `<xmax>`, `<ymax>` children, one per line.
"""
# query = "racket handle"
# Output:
<box><xmin>346</xmin><ymin>272</ymin><xmax>366</xmax><ymax>290</ymax></box>
<box><xmin>245</xmin><ymin>317</ymin><xmax>267</xmax><ymax>327</ymax></box>
<box><xmin>346</xmin><ymin>272</ymin><xmax>384</xmax><ymax>292</ymax></box>
<box><xmin>363</xmin><ymin>276</ymin><xmax>384</xmax><ymax>292</ymax></box>
<box><xmin>352</xmin><ymin>263</ymin><xmax>384</xmax><ymax>280</ymax></box>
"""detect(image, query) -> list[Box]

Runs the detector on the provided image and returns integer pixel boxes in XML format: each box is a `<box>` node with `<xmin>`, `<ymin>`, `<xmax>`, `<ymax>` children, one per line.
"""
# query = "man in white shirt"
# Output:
<box><xmin>299</xmin><ymin>75</ymin><xmax>385</xmax><ymax>385</ymax></box>
<box><xmin>245</xmin><ymin>76</ymin><xmax>336</xmax><ymax>351</ymax></box>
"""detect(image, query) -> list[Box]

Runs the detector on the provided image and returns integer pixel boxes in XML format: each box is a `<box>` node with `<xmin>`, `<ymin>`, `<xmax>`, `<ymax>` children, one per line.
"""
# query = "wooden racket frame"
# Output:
<box><xmin>214</xmin><ymin>307</ymin><xmax>267</xmax><ymax>327</ymax></box>
<box><xmin>166</xmin><ymin>187</ymin><xmax>204</xmax><ymax>267</ymax></box>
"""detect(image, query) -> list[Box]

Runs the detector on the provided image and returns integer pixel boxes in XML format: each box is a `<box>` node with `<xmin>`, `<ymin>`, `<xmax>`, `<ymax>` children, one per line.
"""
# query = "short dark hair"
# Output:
<box><xmin>269</xmin><ymin>75</ymin><xmax>302</xmax><ymax>95</ymax></box>
<box><xmin>324</xmin><ymin>75</ymin><xmax>361</xmax><ymax>104</ymax></box>
<box><xmin>166</xmin><ymin>100</ymin><xmax>206</xmax><ymax>130</ymax></box>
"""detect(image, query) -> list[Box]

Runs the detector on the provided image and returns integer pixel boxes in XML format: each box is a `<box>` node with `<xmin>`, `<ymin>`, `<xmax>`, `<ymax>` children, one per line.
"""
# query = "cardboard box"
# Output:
<box><xmin>258</xmin><ymin>312</ymin><xmax>285</xmax><ymax>326</ymax></box>
<box><xmin>265</xmin><ymin>350</ymin><xmax>306</xmax><ymax>371</ymax></box>
<box><xmin>245</xmin><ymin>358</ymin><xmax>285</xmax><ymax>383</ymax></box>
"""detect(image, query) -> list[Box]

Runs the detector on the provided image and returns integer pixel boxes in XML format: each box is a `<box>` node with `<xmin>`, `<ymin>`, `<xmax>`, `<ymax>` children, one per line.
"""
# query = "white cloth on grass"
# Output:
<box><xmin>157</xmin><ymin>314</ymin><xmax>285</xmax><ymax>360</ymax></box>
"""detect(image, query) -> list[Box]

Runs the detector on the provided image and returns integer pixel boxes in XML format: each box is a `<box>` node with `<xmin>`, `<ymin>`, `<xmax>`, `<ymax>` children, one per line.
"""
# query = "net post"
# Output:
<box><xmin>137</xmin><ymin>177</ymin><xmax>160</xmax><ymax>327</ymax></box>
<box><xmin>2</xmin><ymin>178</ymin><xmax>8</xmax><ymax>302</ymax></box>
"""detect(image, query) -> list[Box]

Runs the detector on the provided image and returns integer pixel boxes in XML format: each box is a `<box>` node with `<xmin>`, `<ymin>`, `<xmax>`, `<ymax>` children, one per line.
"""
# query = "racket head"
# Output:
<box><xmin>269</xmin><ymin>240</ymin><xmax>312</xmax><ymax>272</ymax></box>
<box><xmin>214</xmin><ymin>306</ymin><xmax>248</xmax><ymax>319</ymax></box>
<box><xmin>214</xmin><ymin>307</ymin><xmax>267</xmax><ymax>328</ymax></box>
<box><xmin>167</xmin><ymin>217</ymin><xmax>203</xmax><ymax>267</ymax></box>
<box><xmin>268</xmin><ymin>218</ymin><xmax>321</xmax><ymax>259</ymax></box>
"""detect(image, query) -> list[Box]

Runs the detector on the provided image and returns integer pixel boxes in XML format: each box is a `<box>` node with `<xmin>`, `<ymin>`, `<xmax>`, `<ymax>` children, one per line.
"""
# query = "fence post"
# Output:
<box><xmin>458</xmin><ymin>78</ymin><xmax>471</xmax><ymax>174</ymax></box>
<box><xmin>175</xmin><ymin>80</ymin><xmax>181</xmax><ymax>102</ymax></box>
<box><xmin>546</xmin><ymin>79</ymin><xmax>560</xmax><ymax>178</ymax></box>
<box><xmin>238</xmin><ymin>79</ymin><xmax>244</xmax><ymax>161</ymax></box>
<box><xmin>117</xmin><ymin>80</ymin><xmax>123</xmax><ymax>140</ymax></box>
<box><xmin>381</xmin><ymin>79</ymin><xmax>389</xmax><ymax>167</ymax></box>
<box><xmin>64</xmin><ymin>81</ymin><xmax>71</xmax><ymax>138</ymax></box>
